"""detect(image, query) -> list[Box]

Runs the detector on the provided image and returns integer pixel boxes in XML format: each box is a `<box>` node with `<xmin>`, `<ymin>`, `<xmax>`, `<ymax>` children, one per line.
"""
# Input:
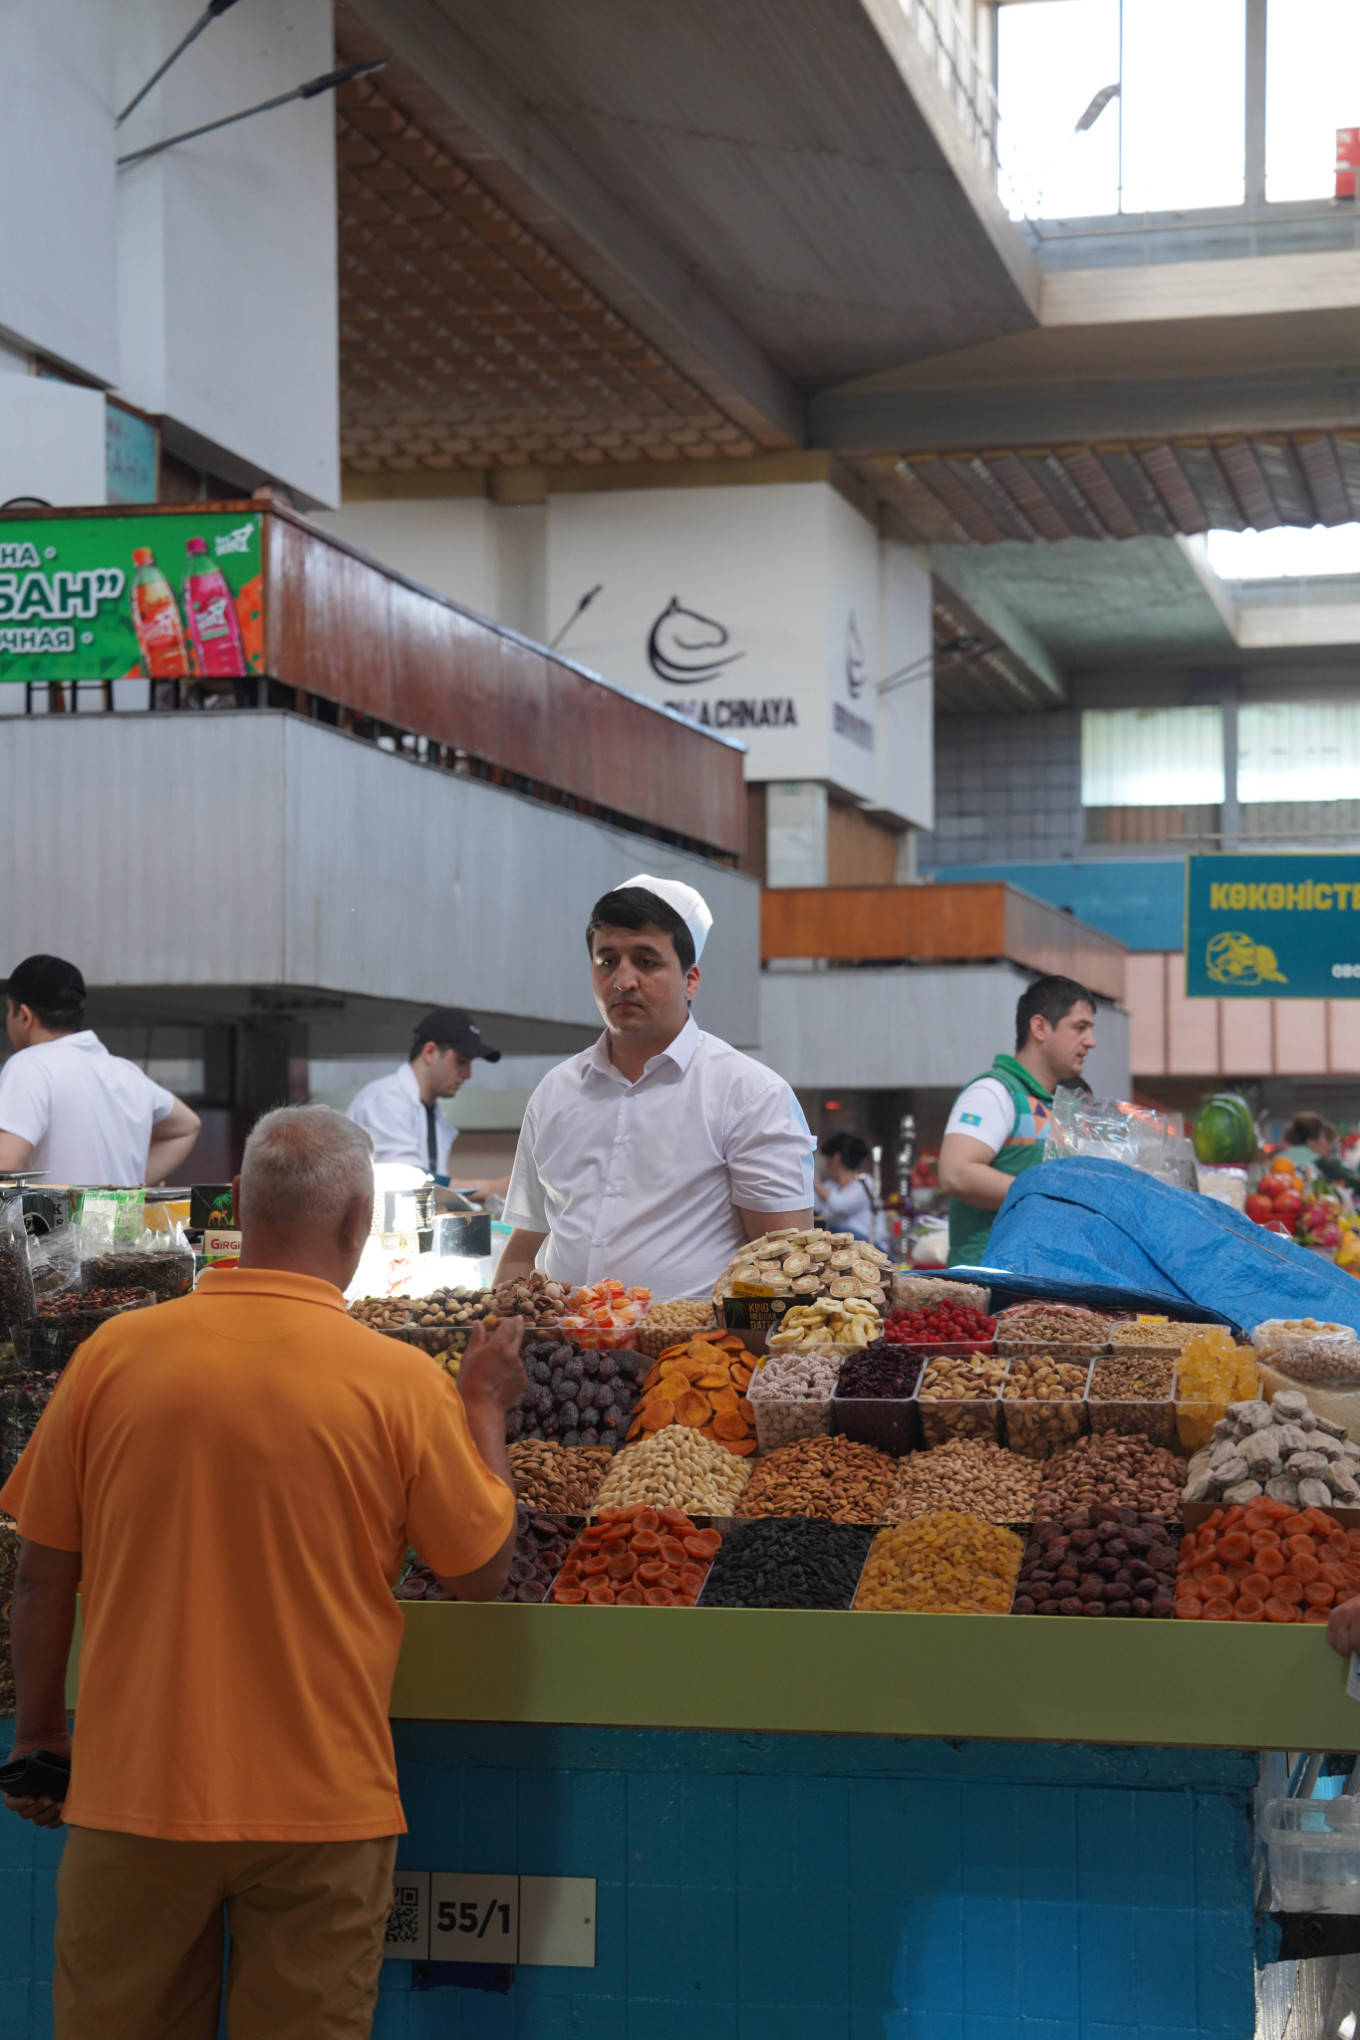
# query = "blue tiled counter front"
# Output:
<box><xmin>374</xmin><ymin>1725</ymin><xmax>1258</xmax><ymax>2040</ymax></box>
<box><xmin>0</xmin><ymin>1727</ymin><xmax>1259</xmax><ymax>2038</ymax></box>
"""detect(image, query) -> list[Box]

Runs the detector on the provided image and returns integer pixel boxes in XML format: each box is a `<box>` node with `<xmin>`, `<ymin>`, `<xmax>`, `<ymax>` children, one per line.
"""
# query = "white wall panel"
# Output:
<box><xmin>875</xmin><ymin>538</ymin><xmax>933</xmax><ymax>829</ymax></box>
<box><xmin>0</xmin><ymin>1</ymin><xmax>117</xmax><ymax>383</ymax></box>
<box><xmin>115</xmin><ymin>0</ymin><xmax>338</xmax><ymax>502</ymax></box>
<box><xmin>279</xmin><ymin>719</ymin><xmax>760</xmax><ymax>1044</ymax></box>
<box><xmin>313</xmin><ymin>501</ymin><xmax>500</xmax><ymax>617</ymax></box>
<box><xmin>0</xmin><ymin>383</ymin><xmax>108</xmax><ymax>508</ymax></box>
<box><xmin>547</xmin><ymin>483</ymin><xmax>883</xmax><ymax>797</ymax></box>
<box><xmin>761</xmin><ymin>965</ymin><xmax>1131</xmax><ymax>1095</ymax></box>
<box><xmin>0</xmin><ymin>714</ymin><xmax>760</xmax><ymax>1045</ymax></box>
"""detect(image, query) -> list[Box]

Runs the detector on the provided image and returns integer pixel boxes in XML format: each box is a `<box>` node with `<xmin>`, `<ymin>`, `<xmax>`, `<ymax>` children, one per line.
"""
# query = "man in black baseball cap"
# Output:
<box><xmin>346</xmin><ymin>1008</ymin><xmax>506</xmax><ymax>1199</ymax></box>
<box><xmin>0</xmin><ymin>953</ymin><xmax>201</xmax><ymax>1185</ymax></box>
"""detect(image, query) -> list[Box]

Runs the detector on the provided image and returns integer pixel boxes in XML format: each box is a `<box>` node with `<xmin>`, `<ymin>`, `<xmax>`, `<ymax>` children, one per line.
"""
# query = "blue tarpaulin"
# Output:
<box><xmin>977</xmin><ymin>1156</ymin><xmax>1360</xmax><ymax>1336</ymax></box>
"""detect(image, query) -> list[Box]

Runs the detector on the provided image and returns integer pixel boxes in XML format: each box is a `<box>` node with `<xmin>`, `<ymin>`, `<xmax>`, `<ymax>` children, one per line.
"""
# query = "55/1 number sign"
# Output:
<box><xmin>384</xmin><ymin>1871</ymin><xmax>596</xmax><ymax>1967</ymax></box>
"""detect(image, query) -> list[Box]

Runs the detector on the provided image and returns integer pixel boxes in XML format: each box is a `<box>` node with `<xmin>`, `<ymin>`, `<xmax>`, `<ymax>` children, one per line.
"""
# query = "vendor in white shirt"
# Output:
<box><xmin>497</xmin><ymin>876</ymin><xmax>815</xmax><ymax>1302</ymax></box>
<box><xmin>0</xmin><ymin>954</ymin><xmax>201</xmax><ymax>1185</ymax></box>
<box><xmin>346</xmin><ymin>1007</ymin><xmax>508</xmax><ymax>1201</ymax></box>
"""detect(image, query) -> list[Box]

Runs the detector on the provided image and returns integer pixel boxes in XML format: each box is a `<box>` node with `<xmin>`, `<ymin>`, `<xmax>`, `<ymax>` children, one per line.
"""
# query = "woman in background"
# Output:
<box><xmin>814</xmin><ymin>1131</ymin><xmax>877</xmax><ymax>1244</ymax></box>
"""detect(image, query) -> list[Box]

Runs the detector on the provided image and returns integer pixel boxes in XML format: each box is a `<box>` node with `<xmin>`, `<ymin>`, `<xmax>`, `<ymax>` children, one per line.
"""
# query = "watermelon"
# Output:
<box><xmin>1192</xmin><ymin>1092</ymin><xmax>1257</xmax><ymax>1166</ymax></box>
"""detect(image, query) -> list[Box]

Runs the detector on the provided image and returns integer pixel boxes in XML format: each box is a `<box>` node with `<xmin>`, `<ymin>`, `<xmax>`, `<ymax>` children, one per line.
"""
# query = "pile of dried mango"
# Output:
<box><xmin>626</xmin><ymin>1332</ymin><xmax>757</xmax><ymax>1455</ymax></box>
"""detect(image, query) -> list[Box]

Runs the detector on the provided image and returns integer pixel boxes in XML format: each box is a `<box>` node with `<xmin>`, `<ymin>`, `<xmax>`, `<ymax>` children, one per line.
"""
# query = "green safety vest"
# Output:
<box><xmin>946</xmin><ymin>1054</ymin><xmax>1054</xmax><ymax>1267</ymax></box>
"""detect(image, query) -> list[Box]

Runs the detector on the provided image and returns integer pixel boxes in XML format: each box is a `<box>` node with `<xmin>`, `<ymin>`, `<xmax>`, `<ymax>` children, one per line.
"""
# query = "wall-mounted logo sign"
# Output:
<box><xmin>646</xmin><ymin>596</ymin><xmax>744</xmax><ymax>686</ymax></box>
<box><xmin>844</xmin><ymin>611</ymin><xmax>865</xmax><ymax>700</ymax></box>
<box><xmin>1186</xmin><ymin>853</ymin><xmax>1360</xmax><ymax>998</ymax></box>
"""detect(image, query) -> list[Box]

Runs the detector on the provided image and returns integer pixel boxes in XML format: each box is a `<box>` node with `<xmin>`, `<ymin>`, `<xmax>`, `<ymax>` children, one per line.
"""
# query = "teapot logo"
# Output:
<box><xmin>845</xmin><ymin>611</ymin><xmax>866</xmax><ymax>699</ymax></box>
<box><xmin>1206</xmin><ymin>931</ymin><xmax>1288</xmax><ymax>986</ymax></box>
<box><xmin>646</xmin><ymin>596</ymin><xmax>744</xmax><ymax>686</ymax></box>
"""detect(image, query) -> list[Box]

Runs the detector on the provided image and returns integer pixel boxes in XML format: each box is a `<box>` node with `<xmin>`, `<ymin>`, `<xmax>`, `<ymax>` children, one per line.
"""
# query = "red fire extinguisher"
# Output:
<box><xmin>1337</xmin><ymin>128</ymin><xmax>1360</xmax><ymax>202</ymax></box>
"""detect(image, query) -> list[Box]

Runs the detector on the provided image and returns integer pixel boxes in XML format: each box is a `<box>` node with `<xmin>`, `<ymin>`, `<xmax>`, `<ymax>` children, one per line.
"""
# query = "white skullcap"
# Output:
<box><xmin>619</xmin><ymin>873</ymin><xmax>713</xmax><ymax>960</ymax></box>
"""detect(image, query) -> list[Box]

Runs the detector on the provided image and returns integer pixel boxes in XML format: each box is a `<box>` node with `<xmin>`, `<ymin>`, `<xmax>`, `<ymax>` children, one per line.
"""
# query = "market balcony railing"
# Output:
<box><xmin>761</xmin><ymin>881</ymin><xmax>1126</xmax><ymax>1004</ymax></box>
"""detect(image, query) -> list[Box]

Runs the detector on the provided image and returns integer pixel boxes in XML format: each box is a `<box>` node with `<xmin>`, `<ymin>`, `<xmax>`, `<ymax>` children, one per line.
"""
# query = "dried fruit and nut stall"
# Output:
<box><xmin>381</xmin><ymin>1257</ymin><xmax>1360</xmax><ymax>1754</ymax></box>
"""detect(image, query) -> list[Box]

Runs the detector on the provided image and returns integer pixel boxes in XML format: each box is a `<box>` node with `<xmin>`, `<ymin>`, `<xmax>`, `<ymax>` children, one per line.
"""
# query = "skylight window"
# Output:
<box><xmin>1203</xmin><ymin>525</ymin><xmax>1360</xmax><ymax>582</ymax></box>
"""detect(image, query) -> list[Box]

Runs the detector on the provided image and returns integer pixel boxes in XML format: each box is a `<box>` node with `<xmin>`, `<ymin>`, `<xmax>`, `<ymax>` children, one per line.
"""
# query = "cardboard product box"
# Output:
<box><xmin>190</xmin><ymin>1184</ymin><xmax>235</xmax><ymax>1231</ymax></box>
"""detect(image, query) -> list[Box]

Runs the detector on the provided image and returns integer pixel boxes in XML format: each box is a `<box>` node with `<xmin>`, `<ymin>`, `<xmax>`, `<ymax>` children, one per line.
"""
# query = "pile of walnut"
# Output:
<box><xmin>1183</xmin><ymin>1387</ymin><xmax>1360</xmax><ymax>1509</ymax></box>
<box><xmin>714</xmin><ymin>1228</ymin><xmax>891</xmax><ymax>1303</ymax></box>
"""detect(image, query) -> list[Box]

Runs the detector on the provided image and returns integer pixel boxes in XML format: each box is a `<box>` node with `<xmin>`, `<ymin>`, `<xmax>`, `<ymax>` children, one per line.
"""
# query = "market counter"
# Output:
<box><xmin>391</xmin><ymin>1601</ymin><xmax>1360</xmax><ymax>1751</ymax></box>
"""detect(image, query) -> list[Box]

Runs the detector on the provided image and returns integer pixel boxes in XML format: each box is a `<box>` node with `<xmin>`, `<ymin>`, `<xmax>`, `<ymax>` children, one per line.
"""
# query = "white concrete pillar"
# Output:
<box><xmin>766</xmin><ymin>781</ymin><xmax>828</xmax><ymax>888</ymax></box>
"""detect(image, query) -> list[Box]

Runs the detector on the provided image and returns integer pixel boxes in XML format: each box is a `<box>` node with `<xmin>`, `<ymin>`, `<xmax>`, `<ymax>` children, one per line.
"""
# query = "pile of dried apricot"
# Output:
<box><xmin>626</xmin><ymin>1333</ymin><xmax>756</xmax><ymax>1454</ymax></box>
<box><xmin>1175</xmin><ymin>1498</ymin><xmax>1360</xmax><ymax>1623</ymax></box>
<box><xmin>549</xmin><ymin>1504</ymin><xmax>722</xmax><ymax>1607</ymax></box>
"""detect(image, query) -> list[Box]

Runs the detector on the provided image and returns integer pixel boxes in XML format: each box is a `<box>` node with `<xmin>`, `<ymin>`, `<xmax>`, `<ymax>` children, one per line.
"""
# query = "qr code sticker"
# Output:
<box><xmin>383</xmin><ymin>1873</ymin><xmax>429</xmax><ymax>1959</ymax></box>
<box><xmin>388</xmin><ymin>1889</ymin><xmax>421</xmax><ymax>1943</ymax></box>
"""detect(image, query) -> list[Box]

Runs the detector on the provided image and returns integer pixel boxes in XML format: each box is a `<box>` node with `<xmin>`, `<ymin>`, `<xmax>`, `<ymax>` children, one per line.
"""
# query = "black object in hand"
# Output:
<box><xmin>0</xmin><ymin>1750</ymin><xmax>71</xmax><ymax>1800</ymax></box>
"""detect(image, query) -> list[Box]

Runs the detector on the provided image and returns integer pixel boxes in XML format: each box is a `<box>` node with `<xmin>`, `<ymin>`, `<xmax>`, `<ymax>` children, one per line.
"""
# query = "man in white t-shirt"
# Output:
<box><xmin>0</xmin><ymin>955</ymin><xmax>201</xmax><ymax>1186</ymax></box>
<box><xmin>939</xmin><ymin>974</ymin><xmax>1096</xmax><ymax>1267</ymax></box>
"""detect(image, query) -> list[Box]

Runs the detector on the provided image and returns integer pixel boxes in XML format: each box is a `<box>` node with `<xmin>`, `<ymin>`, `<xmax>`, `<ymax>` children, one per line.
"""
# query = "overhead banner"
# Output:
<box><xmin>0</xmin><ymin>511</ymin><xmax>263</xmax><ymax>684</ymax></box>
<box><xmin>1185</xmin><ymin>853</ymin><xmax>1360</xmax><ymax>998</ymax></box>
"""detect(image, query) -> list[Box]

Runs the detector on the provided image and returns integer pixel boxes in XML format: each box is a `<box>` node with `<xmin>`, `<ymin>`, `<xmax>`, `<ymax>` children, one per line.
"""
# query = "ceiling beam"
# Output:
<box><xmin>345</xmin><ymin>0</ymin><xmax>805</xmax><ymax>450</ymax></box>
<box><xmin>810</xmin><ymin>365</ymin><xmax>1360</xmax><ymax>457</ymax></box>
<box><xmin>931</xmin><ymin>554</ymin><xmax>1068</xmax><ymax>706</ymax></box>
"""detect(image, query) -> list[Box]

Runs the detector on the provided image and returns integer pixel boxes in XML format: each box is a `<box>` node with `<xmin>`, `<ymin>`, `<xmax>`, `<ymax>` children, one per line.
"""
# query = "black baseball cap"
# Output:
<box><xmin>5</xmin><ymin>955</ymin><xmax>85</xmax><ymax>1016</ymax></box>
<box><xmin>411</xmin><ymin>1008</ymin><xmax>501</xmax><ymax>1062</ymax></box>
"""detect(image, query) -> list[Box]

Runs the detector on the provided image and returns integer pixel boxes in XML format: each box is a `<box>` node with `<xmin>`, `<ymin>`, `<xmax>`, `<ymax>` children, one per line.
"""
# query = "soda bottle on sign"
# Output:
<box><xmin>129</xmin><ymin>546</ymin><xmax>190</xmax><ymax>680</ymax></box>
<box><xmin>182</xmin><ymin>536</ymin><xmax>247</xmax><ymax>678</ymax></box>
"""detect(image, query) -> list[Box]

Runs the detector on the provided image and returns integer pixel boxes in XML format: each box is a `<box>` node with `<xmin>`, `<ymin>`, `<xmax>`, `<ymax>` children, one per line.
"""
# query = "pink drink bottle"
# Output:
<box><xmin>182</xmin><ymin>537</ymin><xmax>247</xmax><ymax>678</ymax></box>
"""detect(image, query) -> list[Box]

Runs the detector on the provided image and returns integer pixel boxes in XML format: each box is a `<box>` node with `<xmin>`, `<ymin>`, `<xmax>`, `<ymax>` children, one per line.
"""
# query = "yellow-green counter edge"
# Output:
<box><xmin>386</xmin><ymin>1604</ymin><xmax>1360</xmax><ymax>1752</ymax></box>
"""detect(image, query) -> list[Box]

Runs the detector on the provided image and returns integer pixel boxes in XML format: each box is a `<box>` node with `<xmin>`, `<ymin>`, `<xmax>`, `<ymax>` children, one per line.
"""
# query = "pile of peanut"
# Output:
<box><xmin>349</xmin><ymin>1297</ymin><xmax>414</xmax><ymax>1330</ymax></box>
<box><xmin>1036</xmin><ymin>1430</ymin><xmax>1186</xmax><ymax>1517</ymax></box>
<box><xmin>917</xmin><ymin>1352</ymin><xmax>1008</xmax><ymax>1445</ymax></box>
<box><xmin>736</xmin><ymin>1433</ymin><xmax>894</xmax><ymax>1524</ymax></box>
<box><xmin>885</xmin><ymin>1438</ymin><xmax>1043</xmax><ymax>1525</ymax></box>
<box><xmin>1001</xmin><ymin>1356</ymin><xmax>1089</xmax><ymax>1456</ymax></box>
<box><xmin>917</xmin><ymin>1353</ymin><xmax>1008</xmax><ymax>1401</ymax></box>
<box><xmin>508</xmin><ymin>1439</ymin><xmax>613</xmax><ymax>1515</ymax></box>
<box><xmin>854</xmin><ymin>1512</ymin><xmax>1023</xmax><ymax>1613</ymax></box>
<box><xmin>1110</xmin><ymin>1321</ymin><xmax>1193</xmax><ymax>1350</ymax></box>
<box><xmin>591</xmin><ymin>1426</ymin><xmax>751</xmax><ymax>1516</ymax></box>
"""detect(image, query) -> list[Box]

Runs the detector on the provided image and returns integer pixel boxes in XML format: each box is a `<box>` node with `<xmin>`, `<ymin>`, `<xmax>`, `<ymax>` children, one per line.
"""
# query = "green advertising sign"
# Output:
<box><xmin>0</xmin><ymin>511</ymin><xmax>263</xmax><ymax>684</ymax></box>
<box><xmin>1186</xmin><ymin>854</ymin><xmax>1360</xmax><ymax>998</ymax></box>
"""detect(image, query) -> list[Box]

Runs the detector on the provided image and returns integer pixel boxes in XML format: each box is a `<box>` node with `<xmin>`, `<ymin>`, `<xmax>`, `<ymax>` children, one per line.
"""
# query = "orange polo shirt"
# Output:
<box><xmin>0</xmin><ymin>1267</ymin><xmax>514</xmax><ymax>1842</ymax></box>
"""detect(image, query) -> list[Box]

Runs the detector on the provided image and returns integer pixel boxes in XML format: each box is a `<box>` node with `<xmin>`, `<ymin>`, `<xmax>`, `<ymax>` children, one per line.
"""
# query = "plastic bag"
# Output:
<box><xmin>1045</xmin><ymin>1093</ymin><xmax>1195</xmax><ymax>1187</ymax></box>
<box><xmin>80</xmin><ymin>1222</ymin><xmax>195</xmax><ymax>1303</ymax></box>
<box><xmin>1250</xmin><ymin>1319</ymin><xmax>1360</xmax><ymax>1385</ymax></box>
<box><xmin>0</xmin><ymin>1189</ymin><xmax>35</xmax><ymax>1338</ymax></box>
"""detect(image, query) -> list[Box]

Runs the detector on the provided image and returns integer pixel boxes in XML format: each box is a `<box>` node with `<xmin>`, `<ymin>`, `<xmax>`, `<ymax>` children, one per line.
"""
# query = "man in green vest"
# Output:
<box><xmin>939</xmin><ymin>974</ymin><xmax>1097</xmax><ymax>1266</ymax></box>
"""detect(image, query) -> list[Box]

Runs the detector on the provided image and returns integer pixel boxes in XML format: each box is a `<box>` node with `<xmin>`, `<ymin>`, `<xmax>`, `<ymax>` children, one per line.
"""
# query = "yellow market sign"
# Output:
<box><xmin>1186</xmin><ymin>854</ymin><xmax>1360</xmax><ymax>997</ymax></box>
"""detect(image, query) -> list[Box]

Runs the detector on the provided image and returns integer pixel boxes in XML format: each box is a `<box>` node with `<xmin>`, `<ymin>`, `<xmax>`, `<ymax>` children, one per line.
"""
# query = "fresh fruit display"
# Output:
<box><xmin>1175</xmin><ymin>1500</ymin><xmax>1360</xmax><ymax>1624</ymax></box>
<box><xmin>626</xmin><ymin>1334</ymin><xmax>757</xmax><ymax>1454</ymax></box>
<box><xmin>881</xmin><ymin>1300</ymin><xmax>996</xmax><ymax>1346</ymax></box>
<box><xmin>1192</xmin><ymin>1092</ymin><xmax>1257</xmax><ymax>1166</ymax></box>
